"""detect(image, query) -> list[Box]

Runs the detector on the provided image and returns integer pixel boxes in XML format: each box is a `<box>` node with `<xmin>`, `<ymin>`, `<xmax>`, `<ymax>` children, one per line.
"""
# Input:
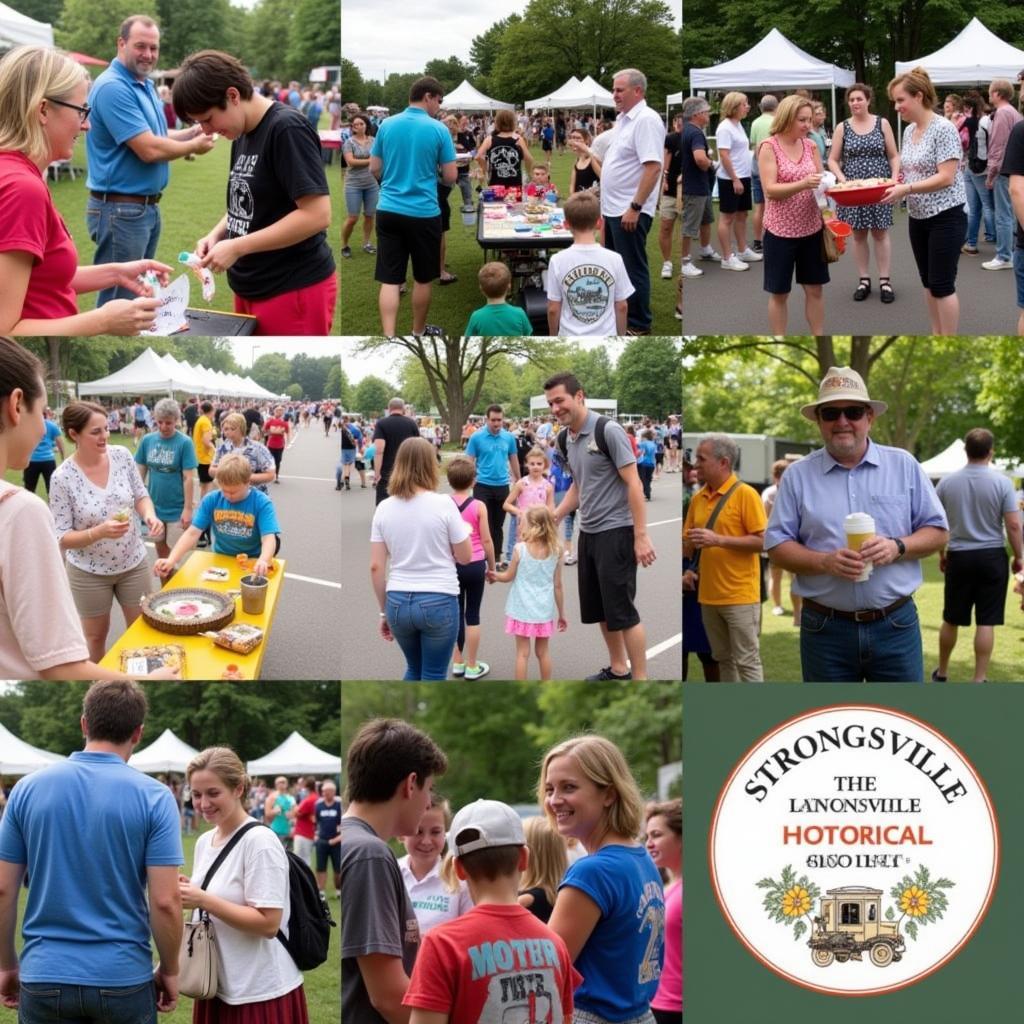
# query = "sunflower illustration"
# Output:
<box><xmin>782</xmin><ymin>885</ymin><xmax>812</xmax><ymax>917</ymax></box>
<box><xmin>899</xmin><ymin>885</ymin><xmax>930</xmax><ymax>917</ymax></box>
<box><xmin>889</xmin><ymin>865</ymin><xmax>954</xmax><ymax>941</ymax></box>
<box><xmin>757</xmin><ymin>866</ymin><xmax>820</xmax><ymax>941</ymax></box>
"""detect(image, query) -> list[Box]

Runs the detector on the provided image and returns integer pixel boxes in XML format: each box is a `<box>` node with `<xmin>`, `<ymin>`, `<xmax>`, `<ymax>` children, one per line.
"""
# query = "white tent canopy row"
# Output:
<box><xmin>78</xmin><ymin>348</ymin><xmax>284</xmax><ymax>399</ymax></box>
<box><xmin>895</xmin><ymin>18</ymin><xmax>1024</xmax><ymax>85</ymax></box>
<box><xmin>0</xmin><ymin>2</ymin><xmax>53</xmax><ymax>48</ymax></box>
<box><xmin>919</xmin><ymin>438</ymin><xmax>1024</xmax><ymax>479</ymax></box>
<box><xmin>0</xmin><ymin>721</ymin><xmax>65</xmax><ymax>776</ymax></box>
<box><xmin>690</xmin><ymin>28</ymin><xmax>855</xmax><ymax>126</ymax></box>
<box><xmin>525</xmin><ymin>75</ymin><xmax>615</xmax><ymax>112</ymax></box>
<box><xmin>444</xmin><ymin>79</ymin><xmax>514</xmax><ymax>111</ymax></box>
<box><xmin>246</xmin><ymin>731</ymin><xmax>341</xmax><ymax>776</ymax></box>
<box><xmin>127</xmin><ymin>728</ymin><xmax>200</xmax><ymax>774</ymax></box>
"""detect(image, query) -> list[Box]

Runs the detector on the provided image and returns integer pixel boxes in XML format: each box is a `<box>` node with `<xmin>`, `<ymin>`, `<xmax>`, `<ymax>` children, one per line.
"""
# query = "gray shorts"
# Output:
<box><xmin>67</xmin><ymin>556</ymin><xmax>153</xmax><ymax>619</ymax></box>
<box><xmin>682</xmin><ymin>193</ymin><xmax>712</xmax><ymax>238</ymax></box>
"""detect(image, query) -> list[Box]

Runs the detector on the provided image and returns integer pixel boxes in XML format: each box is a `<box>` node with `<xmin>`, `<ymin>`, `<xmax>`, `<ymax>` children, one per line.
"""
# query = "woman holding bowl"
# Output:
<box><xmin>49</xmin><ymin>401</ymin><xmax>163</xmax><ymax>664</ymax></box>
<box><xmin>828</xmin><ymin>82</ymin><xmax>900</xmax><ymax>303</ymax></box>
<box><xmin>0</xmin><ymin>46</ymin><xmax>170</xmax><ymax>335</ymax></box>
<box><xmin>882</xmin><ymin>67</ymin><xmax>966</xmax><ymax>334</ymax></box>
<box><xmin>757</xmin><ymin>94</ymin><xmax>828</xmax><ymax>334</ymax></box>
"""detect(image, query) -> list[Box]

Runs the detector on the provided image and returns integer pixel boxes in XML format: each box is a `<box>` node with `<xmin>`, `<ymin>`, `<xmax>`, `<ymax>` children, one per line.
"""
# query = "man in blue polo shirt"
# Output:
<box><xmin>370</xmin><ymin>76</ymin><xmax>457</xmax><ymax>339</ymax></box>
<box><xmin>466</xmin><ymin>404</ymin><xmax>520</xmax><ymax>569</ymax></box>
<box><xmin>0</xmin><ymin>681</ymin><xmax>183</xmax><ymax>1021</ymax></box>
<box><xmin>86</xmin><ymin>15</ymin><xmax>215</xmax><ymax>306</ymax></box>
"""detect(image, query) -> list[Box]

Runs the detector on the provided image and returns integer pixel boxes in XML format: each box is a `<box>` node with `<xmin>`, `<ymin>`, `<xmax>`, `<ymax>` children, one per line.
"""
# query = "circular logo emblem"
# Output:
<box><xmin>710</xmin><ymin>705</ymin><xmax>999</xmax><ymax>996</ymax></box>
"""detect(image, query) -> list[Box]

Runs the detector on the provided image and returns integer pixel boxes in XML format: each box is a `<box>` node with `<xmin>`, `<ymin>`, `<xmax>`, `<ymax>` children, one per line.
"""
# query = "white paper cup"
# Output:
<box><xmin>844</xmin><ymin>512</ymin><xmax>875</xmax><ymax>582</ymax></box>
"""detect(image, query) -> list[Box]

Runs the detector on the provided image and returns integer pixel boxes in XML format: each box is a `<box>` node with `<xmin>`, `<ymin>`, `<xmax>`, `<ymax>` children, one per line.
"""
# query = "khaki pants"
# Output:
<box><xmin>701</xmin><ymin>602</ymin><xmax>764</xmax><ymax>681</ymax></box>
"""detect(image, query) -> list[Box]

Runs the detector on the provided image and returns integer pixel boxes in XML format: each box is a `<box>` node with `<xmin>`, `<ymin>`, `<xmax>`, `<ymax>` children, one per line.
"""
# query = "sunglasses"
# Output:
<box><xmin>46</xmin><ymin>97</ymin><xmax>91</xmax><ymax>124</ymax></box>
<box><xmin>819</xmin><ymin>405</ymin><xmax>870</xmax><ymax>422</ymax></box>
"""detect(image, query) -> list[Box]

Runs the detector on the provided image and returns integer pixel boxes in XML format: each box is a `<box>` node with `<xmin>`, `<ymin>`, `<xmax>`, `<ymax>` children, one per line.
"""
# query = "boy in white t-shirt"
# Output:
<box><xmin>547</xmin><ymin>190</ymin><xmax>634</xmax><ymax>335</ymax></box>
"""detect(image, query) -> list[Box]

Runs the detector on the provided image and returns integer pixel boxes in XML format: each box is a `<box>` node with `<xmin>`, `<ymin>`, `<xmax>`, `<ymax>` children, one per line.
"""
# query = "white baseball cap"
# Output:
<box><xmin>448</xmin><ymin>799</ymin><xmax>525</xmax><ymax>856</ymax></box>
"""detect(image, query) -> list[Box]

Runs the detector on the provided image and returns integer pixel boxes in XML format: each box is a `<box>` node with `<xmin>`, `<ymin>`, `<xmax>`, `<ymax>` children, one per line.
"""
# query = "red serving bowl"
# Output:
<box><xmin>826</xmin><ymin>182</ymin><xmax>894</xmax><ymax>206</ymax></box>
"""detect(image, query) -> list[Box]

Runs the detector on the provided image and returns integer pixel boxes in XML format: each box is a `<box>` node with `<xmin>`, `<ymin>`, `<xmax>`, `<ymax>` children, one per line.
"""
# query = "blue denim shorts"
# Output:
<box><xmin>1014</xmin><ymin>249</ymin><xmax>1024</xmax><ymax>308</ymax></box>
<box><xmin>751</xmin><ymin>172</ymin><xmax>764</xmax><ymax>205</ymax></box>
<box><xmin>345</xmin><ymin>183</ymin><xmax>379</xmax><ymax>217</ymax></box>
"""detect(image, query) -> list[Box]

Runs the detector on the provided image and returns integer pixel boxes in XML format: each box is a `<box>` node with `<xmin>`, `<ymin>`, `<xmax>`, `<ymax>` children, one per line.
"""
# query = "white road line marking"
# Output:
<box><xmin>646</xmin><ymin>633</ymin><xmax>682</xmax><ymax>660</ymax></box>
<box><xmin>272</xmin><ymin>475</ymin><xmax>336</xmax><ymax>483</ymax></box>
<box><xmin>648</xmin><ymin>517</ymin><xmax>683</xmax><ymax>527</ymax></box>
<box><xmin>283</xmin><ymin>572</ymin><xmax>342</xmax><ymax>589</ymax></box>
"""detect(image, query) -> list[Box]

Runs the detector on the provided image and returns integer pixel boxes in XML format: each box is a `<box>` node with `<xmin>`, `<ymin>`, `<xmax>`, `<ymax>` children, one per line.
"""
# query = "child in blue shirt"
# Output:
<box><xmin>154</xmin><ymin>453</ymin><xmax>280</xmax><ymax>579</ymax></box>
<box><xmin>637</xmin><ymin>429</ymin><xmax>657</xmax><ymax>501</ymax></box>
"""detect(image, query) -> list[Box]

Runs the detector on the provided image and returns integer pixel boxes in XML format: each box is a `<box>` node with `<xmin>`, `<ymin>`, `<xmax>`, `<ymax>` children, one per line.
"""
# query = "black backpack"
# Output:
<box><xmin>556</xmin><ymin>415</ymin><xmax>611</xmax><ymax>461</ymax></box>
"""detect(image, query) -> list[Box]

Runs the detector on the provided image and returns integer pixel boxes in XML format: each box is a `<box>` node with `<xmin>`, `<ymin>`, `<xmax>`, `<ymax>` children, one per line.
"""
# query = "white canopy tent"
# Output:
<box><xmin>0</xmin><ymin>721</ymin><xmax>65</xmax><ymax>776</ymax></box>
<box><xmin>895</xmin><ymin>18</ymin><xmax>1024</xmax><ymax>85</ymax></box>
<box><xmin>0</xmin><ymin>2</ymin><xmax>53</xmax><ymax>48</ymax></box>
<box><xmin>667</xmin><ymin>91</ymin><xmax>683</xmax><ymax>120</ymax></box>
<box><xmin>128</xmin><ymin>728</ymin><xmax>199</xmax><ymax>774</ymax></box>
<box><xmin>919</xmin><ymin>438</ymin><xmax>1024</xmax><ymax>479</ymax></box>
<box><xmin>526</xmin><ymin>75</ymin><xmax>614</xmax><ymax>116</ymax></box>
<box><xmin>691</xmin><ymin>27</ymin><xmax>855</xmax><ymax>126</ymax></box>
<box><xmin>444</xmin><ymin>79</ymin><xmax>514</xmax><ymax>111</ymax></box>
<box><xmin>247</xmin><ymin>731</ymin><xmax>342</xmax><ymax>776</ymax></box>
<box><xmin>525</xmin><ymin>76</ymin><xmax>582</xmax><ymax>111</ymax></box>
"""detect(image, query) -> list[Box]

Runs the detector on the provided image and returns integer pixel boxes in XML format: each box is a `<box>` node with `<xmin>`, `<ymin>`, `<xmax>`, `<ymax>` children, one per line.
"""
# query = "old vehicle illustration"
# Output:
<box><xmin>809</xmin><ymin>886</ymin><xmax>905</xmax><ymax>967</ymax></box>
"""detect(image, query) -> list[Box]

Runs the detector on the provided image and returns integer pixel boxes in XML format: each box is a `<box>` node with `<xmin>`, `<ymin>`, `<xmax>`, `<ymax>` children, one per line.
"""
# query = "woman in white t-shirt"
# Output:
<box><xmin>714</xmin><ymin>91</ymin><xmax>762</xmax><ymax>271</ymax></box>
<box><xmin>370</xmin><ymin>436</ymin><xmax>473</xmax><ymax>679</ymax></box>
<box><xmin>181</xmin><ymin>746</ymin><xmax>308</xmax><ymax>1023</ymax></box>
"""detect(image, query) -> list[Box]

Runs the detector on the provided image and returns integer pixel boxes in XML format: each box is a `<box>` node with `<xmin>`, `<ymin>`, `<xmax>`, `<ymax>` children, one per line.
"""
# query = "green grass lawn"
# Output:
<box><xmin>339</xmin><ymin>143</ymin><xmax>681</xmax><ymax>336</ymax></box>
<box><xmin>3</xmin><ymin>433</ymin><xmax>133</xmax><ymax>493</ymax></box>
<box><xmin>0</xmin><ymin>827</ymin><xmax>338</xmax><ymax>1024</ymax></box>
<box><xmin>748</xmin><ymin>556</ymin><xmax>1024</xmax><ymax>682</ymax></box>
<box><xmin>48</xmin><ymin>114</ymin><xmax>341</xmax><ymax>334</ymax></box>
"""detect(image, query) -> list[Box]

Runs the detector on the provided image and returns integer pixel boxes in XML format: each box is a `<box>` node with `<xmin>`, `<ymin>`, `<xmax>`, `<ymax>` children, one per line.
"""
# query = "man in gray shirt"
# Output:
<box><xmin>545</xmin><ymin>371</ymin><xmax>656</xmax><ymax>680</ymax></box>
<box><xmin>933</xmin><ymin>428</ymin><xmax>1023</xmax><ymax>682</ymax></box>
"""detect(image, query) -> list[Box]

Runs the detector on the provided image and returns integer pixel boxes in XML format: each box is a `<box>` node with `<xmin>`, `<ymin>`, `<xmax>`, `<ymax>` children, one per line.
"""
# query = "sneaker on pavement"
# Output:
<box><xmin>451</xmin><ymin>662</ymin><xmax>466</xmax><ymax>677</ymax></box>
<box><xmin>681</xmin><ymin>261</ymin><xmax>704</xmax><ymax>278</ymax></box>
<box><xmin>464</xmin><ymin>661</ymin><xmax>490</xmax><ymax>680</ymax></box>
<box><xmin>698</xmin><ymin>247</ymin><xmax>721</xmax><ymax>261</ymax></box>
<box><xmin>660</xmin><ymin>259</ymin><xmax>673</xmax><ymax>279</ymax></box>
<box><xmin>738</xmin><ymin>247</ymin><xmax>763</xmax><ymax>262</ymax></box>
<box><xmin>751</xmin><ymin>239</ymin><xmax>764</xmax><ymax>253</ymax></box>
<box><xmin>982</xmin><ymin>257</ymin><xmax>1012</xmax><ymax>270</ymax></box>
<box><xmin>674</xmin><ymin>306</ymin><xmax>683</xmax><ymax>319</ymax></box>
<box><xmin>585</xmin><ymin>666</ymin><xmax>633</xmax><ymax>681</ymax></box>
<box><xmin>720</xmin><ymin>254</ymin><xmax>750</xmax><ymax>271</ymax></box>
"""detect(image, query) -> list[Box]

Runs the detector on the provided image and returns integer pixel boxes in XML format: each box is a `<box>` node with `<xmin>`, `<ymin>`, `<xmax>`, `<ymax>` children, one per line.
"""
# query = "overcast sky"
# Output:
<box><xmin>342</xmin><ymin>0</ymin><xmax>682</xmax><ymax>82</ymax></box>
<box><xmin>227</xmin><ymin>338</ymin><xmax>342</xmax><ymax>369</ymax></box>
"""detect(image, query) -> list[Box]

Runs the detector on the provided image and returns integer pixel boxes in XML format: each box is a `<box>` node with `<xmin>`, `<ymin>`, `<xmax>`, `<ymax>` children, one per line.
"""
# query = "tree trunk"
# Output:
<box><xmin>46</xmin><ymin>338</ymin><xmax>62</xmax><ymax>404</ymax></box>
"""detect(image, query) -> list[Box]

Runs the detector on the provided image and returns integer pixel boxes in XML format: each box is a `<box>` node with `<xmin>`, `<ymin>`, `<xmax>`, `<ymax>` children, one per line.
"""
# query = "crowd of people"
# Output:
<box><xmin>361</xmin><ymin>372</ymin><xmax>660</xmax><ymax>680</ymax></box>
<box><xmin>342</xmin><ymin>718</ymin><xmax>682</xmax><ymax>1024</ymax></box>
<box><xmin>341</xmin><ymin>67</ymin><xmax>683</xmax><ymax>337</ymax></box>
<box><xmin>0</xmin><ymin>15</ymin><xmax>336</xmax><ymax>336</ymax></box>
<box><xmin>679</xmin><ymin>66</ymin><xmax>1024</xmax><ymax>334</ymax></box>
<box><xmin>683</xmin><ymin>366</ymin><xmax>1024</xmax><ymax>683</ymax></box>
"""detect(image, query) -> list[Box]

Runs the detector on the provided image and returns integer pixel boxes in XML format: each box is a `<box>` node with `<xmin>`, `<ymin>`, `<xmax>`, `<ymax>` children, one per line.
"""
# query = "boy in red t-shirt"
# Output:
<box><xmin>404</xmin><ymin>799</ymin><xmax>580</xmax><ymax>1024</ymax></box>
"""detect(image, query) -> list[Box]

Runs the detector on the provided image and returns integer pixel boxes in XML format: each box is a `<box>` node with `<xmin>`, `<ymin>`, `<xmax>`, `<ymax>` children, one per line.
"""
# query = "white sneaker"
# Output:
<box><xmin>660</xmin><ymin>260</ymin><xmax>673</xmax><ymax>279</ymax></box>
<box><xmin>738</xmin><ymin>247</ymin><xmax>763</xmax><ymax>262</ymax></box>
<box><xmin>982</xmin><ymin>257</ymin><xmax>1012</xmax><ymax>270</ymax></box>
<box><xmin>720</xmin><ymin>253</ymin><xmax>750</xmax><ymax>271</ymax></box>
<box><xmin>771</xmin><ymin>605</ymin><xmax>785</xmax><ymax>617</ymax></box>
<box><xmin>681</xmin><ymin>261</ymin><xmax>703</xmax><ymax>278</ymax></box>
<box><xmin>698</xmin><ymin>247</ymin><xmax>722</xmax><ymax>261</ymax></box>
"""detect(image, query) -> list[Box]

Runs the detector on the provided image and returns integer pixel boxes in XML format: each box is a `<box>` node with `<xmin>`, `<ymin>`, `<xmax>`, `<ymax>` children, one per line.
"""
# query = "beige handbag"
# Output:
<box><xmin>178</xmin><ymin>912</ymin><xmax>220</xmax><ymax>1000</ymax></box>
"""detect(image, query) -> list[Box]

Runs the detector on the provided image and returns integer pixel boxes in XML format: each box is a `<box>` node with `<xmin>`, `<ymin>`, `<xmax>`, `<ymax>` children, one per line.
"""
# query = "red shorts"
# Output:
<box><xmin>234</xmin><ymin>272</ymin><xmax>337</xmax><ymax>335</ymax></box>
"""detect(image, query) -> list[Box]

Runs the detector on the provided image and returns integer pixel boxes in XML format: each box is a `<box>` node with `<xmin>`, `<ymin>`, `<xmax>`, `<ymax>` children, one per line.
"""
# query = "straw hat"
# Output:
<box><xmin>800</xmin><ymin>366</ymin><xmax>888</xmax><ymax>421</ymax></box>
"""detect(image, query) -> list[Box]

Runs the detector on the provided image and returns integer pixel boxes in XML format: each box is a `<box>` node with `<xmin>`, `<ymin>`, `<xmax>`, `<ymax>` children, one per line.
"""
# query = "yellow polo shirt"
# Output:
<box><xmin>683</xmin><ymin>473</ymin><xmax>766</xmax><ymax>605</ymax></box>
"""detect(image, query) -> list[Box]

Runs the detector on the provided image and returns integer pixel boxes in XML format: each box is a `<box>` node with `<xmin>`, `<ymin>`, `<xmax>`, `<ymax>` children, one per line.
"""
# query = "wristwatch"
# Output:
<box><xmin>891</xmin><ymin>537</ymin><xmax>906</xmax><ymax>561</ymax></box>
<box><xmin>629</xmin><ymin>201</ymin><xmax>643</xmax><ymax>212</ymax></box>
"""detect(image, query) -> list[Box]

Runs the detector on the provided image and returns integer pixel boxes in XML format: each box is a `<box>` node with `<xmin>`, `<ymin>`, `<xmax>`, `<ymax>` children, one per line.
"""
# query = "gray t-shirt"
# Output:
<box><xmin>935</xmin><ymin>464</ymin><xmax>1017</xmax><ymax>551</ymax></box>
<box><xmin>343</xmin><ymin>136</ymin><xmax>378</xmax><ymax>189</ymax></box>
<box><xmin>341</xmin><ymin>816</ymin><xmax>420</xmax><ymax>1023</ymax></box>
<box><xmin>564</xmin><ymin>409</ymin><xmax>636</xmax><ymax>532</ymax></box>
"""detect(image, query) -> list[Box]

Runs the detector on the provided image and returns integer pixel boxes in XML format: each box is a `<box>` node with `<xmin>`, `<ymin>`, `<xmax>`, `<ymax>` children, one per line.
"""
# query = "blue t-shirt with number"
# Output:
<box><xmin>314</xmin><ymin>798</ymin><xmax>341</xmax><ymax>842</ymax></box>
<box><xmin>135</xmin><ymin>430</ymin><xmax>198</xmax><ymax>520</ymax></box>
<box><xmin>0</xmin><ymin>752</ymin><xmax>183</xmax><ymax>986</ymax></box>
<box><xmin>192</xmin><ymin>487</ymin><xmax>281</xmax><ymax>557</ymax></box>
<box><xmin>558</xmin><ymin>844</ymin><xmax>665</xmax><ymax>1020</ymax></box>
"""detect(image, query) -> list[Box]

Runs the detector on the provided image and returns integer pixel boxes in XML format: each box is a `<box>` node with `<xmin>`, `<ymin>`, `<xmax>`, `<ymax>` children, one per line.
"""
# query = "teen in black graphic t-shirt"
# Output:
<box><xmin>172</xmin><ymin>50</ymin><xmax>336</xmax><ymax>335</ymax></box>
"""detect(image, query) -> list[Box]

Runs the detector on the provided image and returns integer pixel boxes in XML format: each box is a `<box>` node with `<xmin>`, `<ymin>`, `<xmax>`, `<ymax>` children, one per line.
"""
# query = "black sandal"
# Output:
<box><xmin>879</xmin><ymin>277</ymin><xmax>895</xmax><ymax>303</ymax></box>
<box><xmin>853</xmin><ymin>277</ymin><xmax>871</xmax><ymax>301</ymax></box>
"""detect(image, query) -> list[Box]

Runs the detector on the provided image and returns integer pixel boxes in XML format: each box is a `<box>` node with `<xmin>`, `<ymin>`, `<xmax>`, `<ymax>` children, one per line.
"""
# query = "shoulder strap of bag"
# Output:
<box><xmin>200</xmin><ymin>821</ymin><xmax>262</xmax><ymax>890</ymax></box>
<box><xmin>690</xmin><ymin>480</ymin><xmax>742</xmax><ymax>573</ymax></box>
<box><xmin>454</xmin><ymin>495</ymin><xmax>475</xmax><ymax>513</ymax></box>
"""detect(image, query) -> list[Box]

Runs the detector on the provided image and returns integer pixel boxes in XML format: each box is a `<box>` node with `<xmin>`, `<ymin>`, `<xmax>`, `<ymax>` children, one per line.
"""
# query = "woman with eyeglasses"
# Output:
<box><xmin>0</xmin><ymin>46</ymin><xmax>172</xmax><ymax>335</ymax></box>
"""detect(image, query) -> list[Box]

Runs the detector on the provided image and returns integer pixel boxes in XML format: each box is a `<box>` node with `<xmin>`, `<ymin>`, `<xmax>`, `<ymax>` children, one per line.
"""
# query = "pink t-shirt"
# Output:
<box><xmin>763</xmin><ymin>135</ymin><xmax>821</xmax><ymax>238</ymax></box>
<box><xmin>0</xmin><ymin>484</ymin><xmax>89</xmax><ymax>676</ymax></box>
<box><xmin>452</xmin><ymin>493</ymin><xmax>485</xmax><ymax>561</ymax></box>
<box><xmin>651</xmin><ymin>879</ymin><xmax>683</xmax><ymax>1012</ymax></box>
<box><xmin>515</xmin><ymin>475</ymin><xmax>551</xmax><ymax>511</ymax></box>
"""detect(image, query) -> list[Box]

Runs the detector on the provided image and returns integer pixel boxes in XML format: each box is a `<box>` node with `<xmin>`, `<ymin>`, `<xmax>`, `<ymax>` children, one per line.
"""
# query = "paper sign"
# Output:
<box><xmin>141</xmin><ymin>274</ymin><xmax>190</xmax><ymax>336</ymax></box>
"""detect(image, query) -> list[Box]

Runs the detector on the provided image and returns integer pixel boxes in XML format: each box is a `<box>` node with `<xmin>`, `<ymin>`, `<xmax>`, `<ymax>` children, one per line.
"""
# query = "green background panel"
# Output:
<box><xmin>683</xmin><ymin>684</ymin><xmax>1021</xmax><ymax>1023</ymax></box>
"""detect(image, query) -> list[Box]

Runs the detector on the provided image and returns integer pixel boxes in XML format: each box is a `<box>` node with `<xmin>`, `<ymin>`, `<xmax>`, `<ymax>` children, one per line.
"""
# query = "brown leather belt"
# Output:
<box><xmin>90</xmin><ymin>191</ymin><xmax>162</xmax><ymax>204</ymax></box>
<box><xmin>803</xmin><ymin>595</ymin><xmax>913</xmax><ymax>624</ymax></box>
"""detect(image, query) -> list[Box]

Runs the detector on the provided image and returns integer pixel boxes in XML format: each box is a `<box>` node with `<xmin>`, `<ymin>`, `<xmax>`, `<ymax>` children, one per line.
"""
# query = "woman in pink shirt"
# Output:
<box><xmin>757</xmin><ymin>95</ymin><xmax>829</xmax><ymax>335</ymax></box>
<box><xmin>647</xmin><ymin>799</ymin><xmax>682</xmax><ymax>1024</ymax></box>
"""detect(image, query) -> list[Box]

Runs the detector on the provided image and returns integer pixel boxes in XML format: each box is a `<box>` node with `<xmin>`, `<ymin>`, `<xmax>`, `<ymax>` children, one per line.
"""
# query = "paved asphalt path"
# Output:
<box><xmin>682</xmin><ymin>205</ymin><xmax>1021</xmax><ymax>335</ymax></box>
<box><xmin>104</xmin><ymin>424</ymin><xmax>343</xmax><ymax>679</ymax></box>
<box><xmin>341</xmin><ymin>466</ymin><xmax>683</xmax><ymax>681</ymax></box>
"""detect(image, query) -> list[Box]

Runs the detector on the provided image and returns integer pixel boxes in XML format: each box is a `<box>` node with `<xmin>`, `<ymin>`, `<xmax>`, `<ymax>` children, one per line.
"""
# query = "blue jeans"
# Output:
<box><xmin>554</xmin><ymin>488</ymin><xmax>576</xmax><ymax>545</ymax></box>
<box><xmin>86</xmin><ymin>197</ymin><xmax>161</xmax><ymax>306</ymax></box>
<box><xmin>19</xmin><ymin>980</ymin><xmax>157</xmax><ymax>1024</ymax></box>
<box><xmin>504</xmin><ymin>512</ymin><xmax>517</xmax><ymax>562</ymax></box>
<box><xmin>386</xmin><ymin>591</ymin><xmax>459</xmax><ymax>680</ymax></box>
<box><xmin>799</xmin><ymin>599</ymin><xmax>924</xmax><ymax>682</ymax></box>
<box><xmin>992</xmin><ymin>174</ymin><xmax>1014</xmax><ymax>261</ymax></box>
<box><xmin>964</xmin><ymin>168</ymin><xmax>995</xmax><ymax>246</ymax></box>
<box><xmin>604</xmin><ymin>212</ymin><xmax>653</xmax><ymax>331</ymax></box>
